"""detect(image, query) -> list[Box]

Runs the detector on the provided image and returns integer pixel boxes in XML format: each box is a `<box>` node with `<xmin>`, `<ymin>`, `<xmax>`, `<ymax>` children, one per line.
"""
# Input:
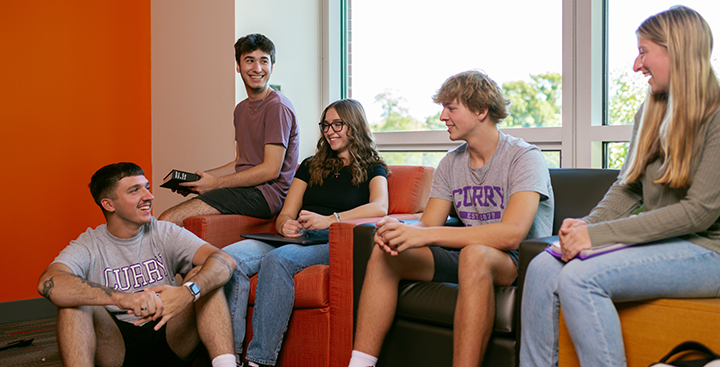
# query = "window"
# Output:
<box><xmin>349</xmin><ymin>0</ymin><xmax>562</xmax><ymax>133</ymax></box>
<box><xmin>345</xmin><ymin>0</ymin><xmax>563</xmax><ymax>167</ymax></box>
<box><xmin>380</xmin><ymin>151</ymin><xmax>446</xmax><ymax>167</ymax></box>
<box><xmin>337</xmin><ymin>0</ymin><xmax>719</xmax><ymax>169</ymax></box>
<box><xmin>604</xmin><ymin>142</ymin><xmax>628</xmax><ymax>170</ymax></box>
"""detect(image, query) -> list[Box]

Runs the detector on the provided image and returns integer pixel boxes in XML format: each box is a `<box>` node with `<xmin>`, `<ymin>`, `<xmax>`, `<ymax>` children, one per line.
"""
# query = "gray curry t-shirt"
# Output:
<box><xmin>431</xmin><ymin>131</ymin><xmax>554</xmax><ymax>240</ymax></box>
<box><xmin>52</xmin><ymin>217</ymin><xmax>205</xmax><ymax>323</ymax></box>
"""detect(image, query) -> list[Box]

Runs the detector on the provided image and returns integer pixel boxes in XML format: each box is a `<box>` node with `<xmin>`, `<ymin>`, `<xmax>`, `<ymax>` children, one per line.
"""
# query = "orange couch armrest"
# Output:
<box><xmin>327</xmin><ymin>213</ymin><xmax>422</xmax><ymax>366</ymax></box>
<box><xmin>329</xmin><ymin>221</ymin><xmax>361</xmax><ymax>367</ymax></box>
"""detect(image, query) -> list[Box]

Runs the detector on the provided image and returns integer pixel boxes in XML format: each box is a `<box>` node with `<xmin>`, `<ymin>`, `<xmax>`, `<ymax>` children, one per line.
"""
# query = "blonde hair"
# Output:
<box><xmin>309</xmin><ymin>99</ymin><xmax>388</xmax><ymax>186</ymax></box>
<box><xmin>432</xmin><ymin>70</ymin><xmax>510</xmax><ymax>124</ymax></box>
<box><xmin>622</xmin><ymin>5</ymin><xmax>720</xmax><ymax>188</ymax></box>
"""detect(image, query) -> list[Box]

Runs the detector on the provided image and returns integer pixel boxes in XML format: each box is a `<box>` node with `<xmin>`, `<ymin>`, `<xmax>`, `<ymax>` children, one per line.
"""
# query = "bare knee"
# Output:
<box><xmin>158</xmin><ymin>198</ymin><xmax>219</xmax><ymax>226</ymax></box>
<box><xmin>157</xmin><ymin>201</ymin><xmax>190</xmax><ymax>226</ymax></box>
<box><xmin>459</xmin><ymin>244</ymin><xmax>517</xmax><ymax>287</ymax></box>
<box><xmin>157</xmin><ymin>205</ymin><xmax>182</xmax><ymax>225</ymax></box>
<box><xmin>368</xmin><ymin>245</ymin><xmax>407</xmax><ymax>274</ymax></box>
<box><xmin>368</xmin><ymin>244</ymin><xmax>435</xmax><ymax>281</ymax></box>
<box><xmin>459</xmin><ymin>245</ymin><xmax>494</xmax><ymax>284</ymax></box>
<box><xmin>57</xmin><ymin>305</ymin><xmax>92</xmax><ymax>338</ymax></box>
<box><xmin>157</xmin><ymin>210</ymin><xmax>172</xmax><ymax>222</ymax></box>
<box><xmin>57</xmin><ymin>305</ymin><xmax>103</xmax><ymax>329</ymax></box>
<box><xmin>364</xmin><ymin>245</ymin><xmax>404</xmax><ymax>283</ymax></box>
<box><xmin>368</xmin><ymin>245</ymin><xmax>389</xmax><ymax>267</ymax></box>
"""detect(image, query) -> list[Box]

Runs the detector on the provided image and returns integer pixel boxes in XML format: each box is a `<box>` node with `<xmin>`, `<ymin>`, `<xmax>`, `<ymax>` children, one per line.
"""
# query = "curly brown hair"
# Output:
<box><xmin>309</xmin><ymin>99</ymin><xmax>388</xmax><ymax>186</ymax></box>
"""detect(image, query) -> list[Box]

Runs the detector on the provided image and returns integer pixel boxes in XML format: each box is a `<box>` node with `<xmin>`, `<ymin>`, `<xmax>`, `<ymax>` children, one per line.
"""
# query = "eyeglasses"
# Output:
<box><xmin>319</xmin><ymin>121</ymin><xmax>345</xmax><ymax>133</ymax></box>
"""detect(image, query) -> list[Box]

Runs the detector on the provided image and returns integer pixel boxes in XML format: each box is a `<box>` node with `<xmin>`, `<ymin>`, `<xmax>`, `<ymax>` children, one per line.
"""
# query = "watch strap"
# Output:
<box><xmin>183</xmin><ymin>282</ymin><xmax>201</xmax><ymax>302</ymax></box>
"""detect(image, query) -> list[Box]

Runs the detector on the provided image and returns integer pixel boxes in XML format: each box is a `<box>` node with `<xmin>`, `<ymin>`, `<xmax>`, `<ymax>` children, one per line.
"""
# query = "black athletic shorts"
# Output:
<box><xmin>429</xmin><ymin>246</ymin><xmax>520</xmax><ymax>283</ymax></box>
<box><xmin>109</xmin><ymin>311</ymin><xmax>197</xmax><ymax>367</ymax></box>
<box><xmin>197</xmin><ymin>186</ymin><xmax>272</xmax><ymax>218</ymax></box>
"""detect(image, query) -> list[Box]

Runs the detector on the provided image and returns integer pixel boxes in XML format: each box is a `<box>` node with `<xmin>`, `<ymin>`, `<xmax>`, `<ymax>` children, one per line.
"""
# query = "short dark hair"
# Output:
<box><xmin>89</xmin><ymin>162</ymin><xmax>145</xmax><ymax>209</ymax></box>
<box><xmin>234</xmin><ymin>34</ymin><xmax>276</xmax><ymax>65</ymax></box>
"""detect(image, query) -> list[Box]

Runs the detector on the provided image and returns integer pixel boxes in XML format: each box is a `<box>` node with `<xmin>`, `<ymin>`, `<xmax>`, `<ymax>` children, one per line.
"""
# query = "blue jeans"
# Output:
<box><xmin>223</xmin><ymin>239</ymin><xmax>277</xmax><ymax>355</ymax></box>
<box><xmin>247</xmin><ymin>243</ymin><xmax>329</xmax><ymax>365</ymax></box>
<box><xmin>520</xmin><ymin>238</ymin><xmax>720</xmax><ymax>367</ymax></box>
<box><xmin>224</xmin><ymin>240</ymin><xmax>330</xmax><ymax>365</ymax></box>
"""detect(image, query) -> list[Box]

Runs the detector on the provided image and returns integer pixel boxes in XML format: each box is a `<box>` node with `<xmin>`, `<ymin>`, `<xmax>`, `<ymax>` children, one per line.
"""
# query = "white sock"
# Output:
<box><xmin>248</xmin><ymin>362</ymin><xmax>261</xmax><ymax>367</ymax></box>
<box><xmin>348</xmin><ymin>350</ymin><xmax>378</xmax><ymax>367</ymax></box>
<box><xmin>211</xmin><ymin>353</ymin><xmax>237</xmax><ymax>367</ymax></box>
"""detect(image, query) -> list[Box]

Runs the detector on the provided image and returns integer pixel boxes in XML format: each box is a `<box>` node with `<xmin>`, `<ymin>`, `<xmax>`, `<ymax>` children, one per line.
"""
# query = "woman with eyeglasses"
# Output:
<box><xmin>520</xmin><ymin>6</ymin><xmax>720</xmax><ymax>367</ymax></box>
<box><xmin>222</xmin><ymin>99</ymin><xmax>389</xmax><ymax>367</ymax></box>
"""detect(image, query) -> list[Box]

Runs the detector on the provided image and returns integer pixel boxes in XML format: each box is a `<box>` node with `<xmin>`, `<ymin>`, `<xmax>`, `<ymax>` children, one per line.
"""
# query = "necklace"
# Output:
<box><xmin>249</xmin><ymin>89</ymin><xmax>271</xmax><ymax>114</ymax></box>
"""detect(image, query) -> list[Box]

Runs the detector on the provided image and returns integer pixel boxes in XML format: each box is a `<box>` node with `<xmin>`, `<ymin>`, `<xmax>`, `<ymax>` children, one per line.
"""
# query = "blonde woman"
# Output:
<box><xmin>520</xmin><ymin>6</ymin><xmax>720</xmax><ymax>367</ymax></box>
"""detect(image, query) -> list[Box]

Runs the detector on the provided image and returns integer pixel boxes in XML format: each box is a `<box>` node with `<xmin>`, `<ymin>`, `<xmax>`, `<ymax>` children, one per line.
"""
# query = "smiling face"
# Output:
<box><xmin>634</xmin><ymin>36</ymin><xmax>670</xmax><ymax>94</ymax></box>
<box><xmin>439</xmin><ymin>99</ymin><xmax>484</xmax><ymax>141</ymax></box>
<box><xmin>102</xmin><ymin>175</ymin><xmax>154</xmax><ymax>237</ymax></box>
<box><xmin>237</xmin><ymin>49</ymin><xmax>273</xmax><ymax>99</ymax></box>
<box><xmin>322</xmin><ymin>107</ymin><xmax>350</xmax><ymax>158</ymax></box>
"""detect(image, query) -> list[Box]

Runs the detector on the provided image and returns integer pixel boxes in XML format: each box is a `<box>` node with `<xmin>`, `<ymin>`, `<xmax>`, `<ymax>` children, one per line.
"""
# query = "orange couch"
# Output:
<box><xmin>184</xmin><ymin>165</ymin><xmax>434</xmax><ymax>367</ymax></box>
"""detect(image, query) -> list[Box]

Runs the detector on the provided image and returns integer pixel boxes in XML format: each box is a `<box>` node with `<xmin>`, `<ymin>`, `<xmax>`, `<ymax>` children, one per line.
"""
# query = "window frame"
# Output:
<box><xmin>323</xmin><ymin>0</ymin><xmax>633</xmax><ymax>168</ymax></box>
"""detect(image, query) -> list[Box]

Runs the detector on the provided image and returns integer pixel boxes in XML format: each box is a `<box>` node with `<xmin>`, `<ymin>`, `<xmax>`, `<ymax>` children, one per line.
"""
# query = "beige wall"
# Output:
<box><xmin>151</xmin><ymin>0</ymin><xmax>236</xmax><ymax>215</ymax></box>
<box><xmin>152</xmin><ymin>0</ymin><xmax>324</xmax><ymax>215</ymax></box>
<box><xmin>235</xmin><ymin>0</ymin><xmax>323</xmax><ymax>161</ymax></box>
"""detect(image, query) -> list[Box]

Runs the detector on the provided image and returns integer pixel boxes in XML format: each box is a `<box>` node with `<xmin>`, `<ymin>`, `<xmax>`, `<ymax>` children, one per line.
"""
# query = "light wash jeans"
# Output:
<box><xmin>520</xmin><ymin>238</ymin><xmax>720</xmax><ymax>367</ymax></box>
<box><xmin>223</xmin><ymin>239</ymin><xmax>276</xmax><ymax>355</ymax></box>
<box><xmin>223</xmin><ymin>239</ymin><xmax>330</xmax><ymax>366</ymax></box>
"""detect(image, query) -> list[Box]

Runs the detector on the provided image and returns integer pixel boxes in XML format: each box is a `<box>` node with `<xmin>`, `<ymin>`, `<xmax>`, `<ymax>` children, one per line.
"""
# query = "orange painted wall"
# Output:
<box><xmin>0</xmin><ymin>2</ymin><xmax>151</xmax><ymax>302</ymax></box>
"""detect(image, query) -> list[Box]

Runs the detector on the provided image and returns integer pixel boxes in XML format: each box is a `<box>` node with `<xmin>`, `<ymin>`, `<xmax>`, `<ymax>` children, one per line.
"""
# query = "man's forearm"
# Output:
<box><xmin>215</xmin><ymin>163</ymin><xmax>279</xmax><ymax>189</ymax></box>
<box><xmin>185</xmin><ymin>253</ymin><xmax>236</xmax><ymax>296</ymax></box>
<box><xmin>205</xmin><ymin>161</ymin><xmax>237</xmax><ymax>177</ymax></box>
<box><xmin>39</xmin><ymin>272</ymin><xmax>120</xmax><ymax>308</ymax></box>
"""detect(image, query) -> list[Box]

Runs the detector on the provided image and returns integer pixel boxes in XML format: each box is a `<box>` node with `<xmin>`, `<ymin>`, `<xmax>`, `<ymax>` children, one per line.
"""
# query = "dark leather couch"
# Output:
<box><xmin>351</xmin><ymin>168</ymin><xmax>620</xmax><ymax>367</ymax></box>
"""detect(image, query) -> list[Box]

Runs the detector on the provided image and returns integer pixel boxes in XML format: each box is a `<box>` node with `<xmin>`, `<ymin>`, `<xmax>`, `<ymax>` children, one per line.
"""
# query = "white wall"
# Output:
<box><xmin>151</xmin><ymin>0</ymin><xmax>324</xmax><ymax>215</ymax></box>
<box><xmin>235</xmin><ymin>0</ymin><xmax>323</xmax><ymax>161</ymax></box>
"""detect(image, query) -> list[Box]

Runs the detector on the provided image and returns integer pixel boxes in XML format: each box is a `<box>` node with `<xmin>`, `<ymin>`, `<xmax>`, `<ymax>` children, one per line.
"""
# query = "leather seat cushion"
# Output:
<box><xmin>395</xmin><ymin>281</ymin><xmax>516</xmax><ymax>336</ymax></box>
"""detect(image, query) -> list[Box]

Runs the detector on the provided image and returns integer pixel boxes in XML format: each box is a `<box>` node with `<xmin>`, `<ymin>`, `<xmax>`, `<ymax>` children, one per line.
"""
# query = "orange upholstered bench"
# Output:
<box><xmin>558</xmin><ymin>297</ymin><xmax>720</xmax><ymax>367</ymax></box>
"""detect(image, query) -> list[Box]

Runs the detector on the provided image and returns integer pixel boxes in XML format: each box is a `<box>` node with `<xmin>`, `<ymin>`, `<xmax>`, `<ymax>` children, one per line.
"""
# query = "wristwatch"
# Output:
<box><xmin>183</xmin><ymin>282</ymin><xmax>201</xmax><ymax>302</ymax></box>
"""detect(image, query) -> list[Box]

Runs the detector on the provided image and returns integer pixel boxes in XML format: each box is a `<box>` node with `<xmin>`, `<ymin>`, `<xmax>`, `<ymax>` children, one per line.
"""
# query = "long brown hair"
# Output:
<box><xmin>309</xmin><ymin>99</ymin><xmax>388</xmax><ymax>186</ymax></box>
<box><xmin>622</xmin><ymin>6</ymin><xmax>720</xmax><ymax>188</ymax></box>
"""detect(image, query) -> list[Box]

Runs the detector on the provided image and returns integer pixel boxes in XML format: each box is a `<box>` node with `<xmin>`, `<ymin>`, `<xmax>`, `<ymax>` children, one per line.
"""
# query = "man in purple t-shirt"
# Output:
<box><xmin>160</xmin><ymin>34</ymin><xmax>299</xmax><ymax>226</ymax></box>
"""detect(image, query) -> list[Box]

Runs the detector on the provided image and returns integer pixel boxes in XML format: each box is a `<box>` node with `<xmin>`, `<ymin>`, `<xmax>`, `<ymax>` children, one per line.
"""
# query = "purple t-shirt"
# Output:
<box><xmin>234</xmin><ymin>89</ymin><xmax>299</xmax><ymax>215</ymax></box>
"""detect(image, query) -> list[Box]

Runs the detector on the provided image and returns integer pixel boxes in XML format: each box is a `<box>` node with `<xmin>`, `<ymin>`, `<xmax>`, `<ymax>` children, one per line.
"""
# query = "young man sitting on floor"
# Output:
<box><xmin>38</xmin><ymin>162</ymin><xmax>238</xmax><ymax>367</ymax></box>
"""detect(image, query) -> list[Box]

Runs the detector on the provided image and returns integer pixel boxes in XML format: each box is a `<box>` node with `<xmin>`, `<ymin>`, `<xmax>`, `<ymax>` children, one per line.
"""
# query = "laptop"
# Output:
<box><xmin>241</xmin><ymin>229</ymin><xmax>329</xmax><ymax>246</ymax></box>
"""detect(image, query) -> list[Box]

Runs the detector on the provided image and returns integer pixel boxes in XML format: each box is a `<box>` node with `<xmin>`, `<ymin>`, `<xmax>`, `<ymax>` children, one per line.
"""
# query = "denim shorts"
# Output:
<box><xmin>197</xmin><ymin>186</ymin><xmax>272</xmax><ymax>218</ymax></box>
<box><xmin>429</xmin><ymin>246</ymin><xmax>519</xmax><ymax>283</ymax></box>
